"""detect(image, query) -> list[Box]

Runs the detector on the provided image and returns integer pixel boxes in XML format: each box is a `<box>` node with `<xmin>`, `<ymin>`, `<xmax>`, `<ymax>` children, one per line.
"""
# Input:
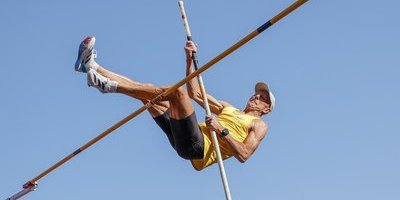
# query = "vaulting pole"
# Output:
<box><xmin>6</xmin><ymin>1</ymin><xmax>308</xmax><ymax>199</ymax></box>
<box><xmin>178</xmin><ymin>1</ymin><xmax>232</xmax><ymax>199</ymax></box>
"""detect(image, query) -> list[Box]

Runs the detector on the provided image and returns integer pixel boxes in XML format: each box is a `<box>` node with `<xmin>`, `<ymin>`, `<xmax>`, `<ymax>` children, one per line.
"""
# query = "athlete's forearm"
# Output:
<box><xmin>206</xmin><ymin>117</ymin><xmax>250</xmax><ymax>162</ymax></box>
<box><xmin>222</xmin><ymin>136</ymin><xmax>250</xmax><ymax>163</ymax></box>
<box><xmin>185</xmin><ymin>53</ymin><xmax>224</xmax><ymax>114</ymax></box>
<box><xmin>186</xmin><ymin>58</ymin><xmax>203</xmax><ymax>100</ymax></box>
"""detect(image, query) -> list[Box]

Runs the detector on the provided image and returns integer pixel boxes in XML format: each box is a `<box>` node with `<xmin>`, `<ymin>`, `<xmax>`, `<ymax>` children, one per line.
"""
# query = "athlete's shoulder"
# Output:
<box><xmin>252</xmin><ymin>118</ymin><xmax>268</xmax><ymax>131</ymax></box>
<box><xmin>219</xmin><ymin>100</ymin><xmax>234</xmax><ymax>109</ymax></box>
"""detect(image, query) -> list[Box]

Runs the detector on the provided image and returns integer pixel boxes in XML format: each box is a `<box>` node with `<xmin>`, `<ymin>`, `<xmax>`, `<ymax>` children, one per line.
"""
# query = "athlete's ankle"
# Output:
<box><xmin>86</xmin><ymin>60</ymin><xmax>99</xmax><ymax>71</ymax></box>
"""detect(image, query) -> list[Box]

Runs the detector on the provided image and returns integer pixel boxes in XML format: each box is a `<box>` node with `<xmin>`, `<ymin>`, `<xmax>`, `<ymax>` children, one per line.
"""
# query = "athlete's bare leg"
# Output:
<box><xmin>95</xmin><ymin>65</ymin><xmax>194</xmax><ymax>120</ymax></box>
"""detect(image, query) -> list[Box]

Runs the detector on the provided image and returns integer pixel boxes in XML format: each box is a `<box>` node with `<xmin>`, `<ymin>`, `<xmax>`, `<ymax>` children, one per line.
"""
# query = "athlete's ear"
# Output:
<box><xmin>261</xmin><ymin>107</ymin><xmax>270</xmax><ymax>115</ymax></box>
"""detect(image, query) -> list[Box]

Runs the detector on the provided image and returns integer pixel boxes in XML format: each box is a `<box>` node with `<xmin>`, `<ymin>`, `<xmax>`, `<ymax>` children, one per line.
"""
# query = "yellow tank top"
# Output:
<box><xmin>191</xmin><ymin>107</ymin><xmax>259</xmax><ymax>170</ymax></box>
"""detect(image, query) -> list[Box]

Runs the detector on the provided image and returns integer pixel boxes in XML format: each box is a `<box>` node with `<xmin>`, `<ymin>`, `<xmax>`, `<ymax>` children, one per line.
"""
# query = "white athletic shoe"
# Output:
<box><xmin>87</xmin><ymin>69</ymin><xmax>118</xmax><ymax>93</ymax></box>
<box><xmin>74</xmin><ymin>36</ymin><xmax>99</xmax><ymax>73</ymax></box>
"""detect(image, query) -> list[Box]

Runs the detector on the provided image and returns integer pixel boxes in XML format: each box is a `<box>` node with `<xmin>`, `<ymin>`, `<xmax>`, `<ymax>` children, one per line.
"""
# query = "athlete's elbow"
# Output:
<box><xmin>188</xmin><ymin>90</ymin><xmax>201</xmax><ymax>100</ymax></box>
<box><xmin>236</xmin><ymin>151</ymin><xmax>251</xmax><ymax>163</ymax></box>
<box><xmin>187</xmin><ymin>90</ymin><xmax>195</xmax><ymax>99</ymax></box>
<box><xmin>237</xmin><ymin>157</ymin><xmax>247</xmax><ymax>163</ymax></box>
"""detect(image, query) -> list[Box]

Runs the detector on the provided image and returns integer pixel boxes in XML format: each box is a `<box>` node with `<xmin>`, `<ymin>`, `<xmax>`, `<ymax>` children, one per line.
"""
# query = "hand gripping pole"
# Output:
<box><xmin>178</xmin><ymin>1</ymin><xmax>232</xmax><ymax>199</ymax></box>
<box><xmin>6</xmin><ymin>1</ymin><xmax>308</xmax><ymax>199</ymax></box>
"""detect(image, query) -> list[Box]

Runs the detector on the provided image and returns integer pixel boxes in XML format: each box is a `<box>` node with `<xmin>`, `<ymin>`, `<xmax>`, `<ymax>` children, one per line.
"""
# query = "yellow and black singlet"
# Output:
<box><xmin>191</xmin><ymin>107</ymin><xmax>259</xmax><ymax>170</ymax></box>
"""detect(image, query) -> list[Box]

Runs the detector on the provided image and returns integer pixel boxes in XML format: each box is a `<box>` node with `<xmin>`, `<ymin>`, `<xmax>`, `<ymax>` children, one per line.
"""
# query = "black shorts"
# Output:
<box><xmin>153</xmin><ymin>110</ymin><xmax>204</xmax><ymax>160</ymax></box>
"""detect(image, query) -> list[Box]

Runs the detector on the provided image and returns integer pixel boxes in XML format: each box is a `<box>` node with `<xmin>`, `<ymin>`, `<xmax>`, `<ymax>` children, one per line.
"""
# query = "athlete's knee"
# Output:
<box><xmin>168</xmin><ymin>86</ymin><xmax>189</xmax><ymax>100</ymax></box>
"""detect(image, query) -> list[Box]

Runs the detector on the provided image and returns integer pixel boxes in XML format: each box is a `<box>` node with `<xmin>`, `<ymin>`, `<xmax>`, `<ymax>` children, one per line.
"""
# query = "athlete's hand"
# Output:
<box><xmin>205</xmin><ymin>115</ymin><xmax>224</xmax><ymax>133</ymax></box>
<box><xmin>185</xmin><ymin>41</ymin><xmax>198</xmax><ymax>60</ymax></box>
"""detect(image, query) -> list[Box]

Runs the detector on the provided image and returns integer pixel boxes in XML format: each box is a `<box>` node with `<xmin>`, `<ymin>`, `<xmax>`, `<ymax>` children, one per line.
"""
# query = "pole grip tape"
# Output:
<box><xmin>73</xmin><ymin>148</ymin><xmax>82</xmax><ymax>155</ymax></box>
<box><xmin>256</xmin><ymin>21</ymin><xmax>273</xmax><ymax>33</ymax></box>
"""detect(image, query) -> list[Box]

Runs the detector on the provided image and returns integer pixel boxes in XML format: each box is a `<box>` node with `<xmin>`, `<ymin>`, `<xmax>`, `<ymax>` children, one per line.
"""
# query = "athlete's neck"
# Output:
<box><xmin>243</xmin><ymin>110</ymin><xmax>262</xmax><ymax>118</ymax></box>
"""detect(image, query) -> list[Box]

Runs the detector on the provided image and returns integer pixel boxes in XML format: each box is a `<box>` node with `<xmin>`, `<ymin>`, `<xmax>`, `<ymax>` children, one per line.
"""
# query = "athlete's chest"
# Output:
<box><xmin>219</xmin><ymin>109</ymin><xmax>254</xmax><ymax>128</ymax></box>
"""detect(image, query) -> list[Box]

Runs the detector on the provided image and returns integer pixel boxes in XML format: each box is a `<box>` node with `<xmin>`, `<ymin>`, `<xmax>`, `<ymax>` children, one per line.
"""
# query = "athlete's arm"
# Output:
<box><xmin>228</xmin><ymin>119</ymin><xmax>268</xmax><ymax>162</ymax></box>
<box><xmin>185</xmin><ymin>41</ymin><xmax>231</xmax><ymax>115</ymax></box>
<box><xmin>206</xmin><ymin>117</ymin><xmax>268</xmax><ymax>163</ymax></box>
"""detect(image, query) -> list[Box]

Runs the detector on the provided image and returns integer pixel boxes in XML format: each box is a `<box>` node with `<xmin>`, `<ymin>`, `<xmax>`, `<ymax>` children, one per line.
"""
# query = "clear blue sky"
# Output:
<box><xmin>1</xmin><ymin>0</ymin><xmax>399</xmax><ymax>199</ymax></box>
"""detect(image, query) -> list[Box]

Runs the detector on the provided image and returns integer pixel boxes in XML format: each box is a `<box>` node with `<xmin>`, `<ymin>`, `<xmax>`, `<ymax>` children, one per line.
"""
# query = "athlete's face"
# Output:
<box><xmin>245</xmin><ymin>90</ymin><xmax>271</xmax><ymax>114</ymax></box>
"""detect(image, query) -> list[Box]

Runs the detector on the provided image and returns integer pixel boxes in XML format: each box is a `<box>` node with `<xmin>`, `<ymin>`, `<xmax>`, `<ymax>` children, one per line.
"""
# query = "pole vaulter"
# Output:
<box><xmin>6</xmin><ymin>0</ymin><xmax>308</xmax><ymax>199</ymax></box>
<box><xmin>178</xmin><ymin>1</ymin><xmax>233</xmax><ymax>199</ymax></box>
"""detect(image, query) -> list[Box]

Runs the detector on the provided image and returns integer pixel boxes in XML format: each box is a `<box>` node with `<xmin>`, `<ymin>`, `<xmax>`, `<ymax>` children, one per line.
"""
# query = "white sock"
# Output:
<box><xmin>106</xmin><ymin>80</ymin><xmax>118</xmax><ymax>93</ymax></box>
<box><xmin>86</xmin><ymin>59</ymin><xmax>99</xmax><ymax>71</ymax></box>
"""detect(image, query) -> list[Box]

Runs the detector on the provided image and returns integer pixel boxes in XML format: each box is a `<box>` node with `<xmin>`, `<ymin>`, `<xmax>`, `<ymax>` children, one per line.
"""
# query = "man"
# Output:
<box><xmin>74</xmin><ymin>36</ymin><xmax>275</xmax><ymax>171</ymax></box>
